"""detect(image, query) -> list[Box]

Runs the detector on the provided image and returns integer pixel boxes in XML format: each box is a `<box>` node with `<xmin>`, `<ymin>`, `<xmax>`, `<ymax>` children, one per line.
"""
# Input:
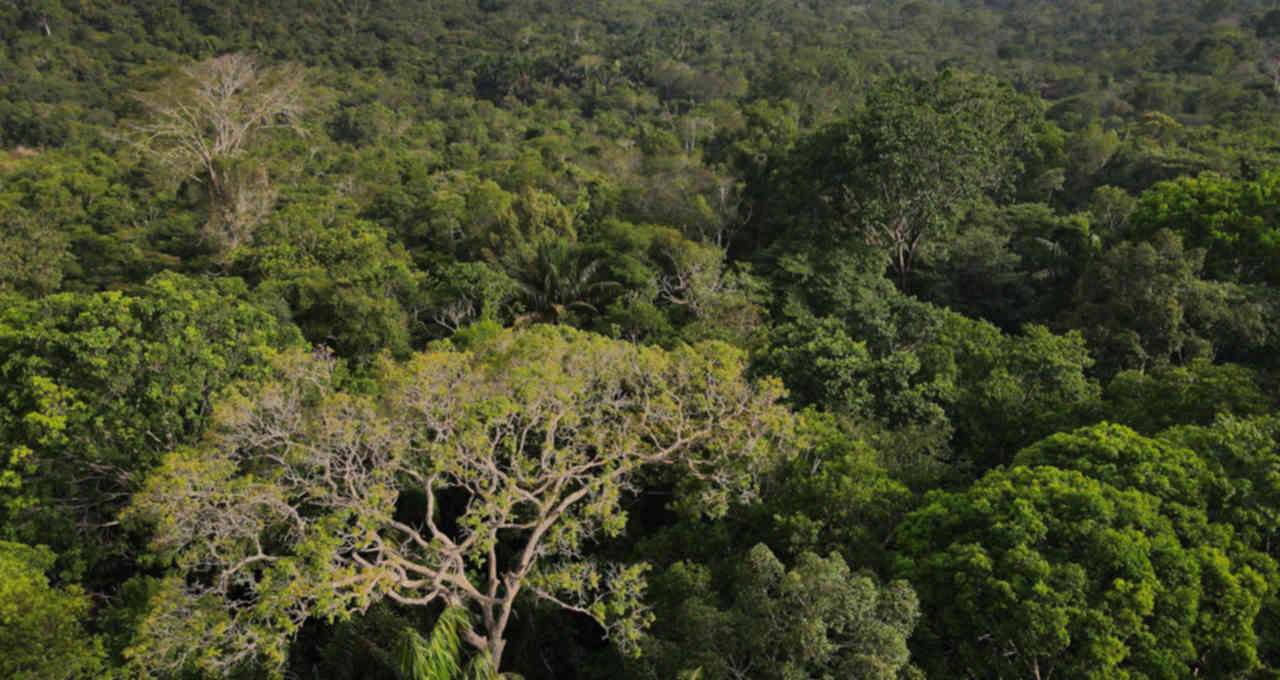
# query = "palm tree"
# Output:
<box><xmin>394</xmin><ymin>607</ymin><xmax>511</xmax><ymax>680</ymax></box>
<box><xmin>513</xmin><ymin>238</ymin><xmax>619</xmax><ymax>324</ymax></box>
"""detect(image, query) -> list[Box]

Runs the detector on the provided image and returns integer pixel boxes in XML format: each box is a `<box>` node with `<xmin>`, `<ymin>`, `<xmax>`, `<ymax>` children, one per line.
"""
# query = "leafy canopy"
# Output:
<box><xmin>126</xmin><ymin>325</ymin><xmax>792</xmax><ymax>676</ymax></box>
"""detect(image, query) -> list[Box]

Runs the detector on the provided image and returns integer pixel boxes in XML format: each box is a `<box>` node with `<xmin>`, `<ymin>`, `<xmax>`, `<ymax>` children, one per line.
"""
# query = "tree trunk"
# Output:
<box><xmin>488</xmin><ymin>637</ymin><xmax>507</xmax><ymax>670</ymax></box>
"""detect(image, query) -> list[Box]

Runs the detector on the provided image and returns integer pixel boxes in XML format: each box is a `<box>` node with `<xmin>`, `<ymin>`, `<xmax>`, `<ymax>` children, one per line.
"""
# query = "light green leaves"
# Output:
<box><xmin>0</xmin><ymin>273</ymin><xmax>302</xmax><ymax>580</ymax></box>
<box><xmin>0</xmin><ymin>541</ymin><xmax>104</xmax><ymax>680</ymax></box>
<box><xmin>127</xmin><ymin>325</ymin><xmax>791</xmax><ymax>675</ymax></box>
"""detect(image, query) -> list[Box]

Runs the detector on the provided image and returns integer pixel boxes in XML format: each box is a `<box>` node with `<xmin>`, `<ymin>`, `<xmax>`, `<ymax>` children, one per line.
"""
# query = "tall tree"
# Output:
<box><xmin>126</xmin><ymin>54</ymin><xmax>305</xmax><ymax>252</ymax></box>
<box><xmin>126</xmin><ymin>325</ymin><xmax>791</xmax><ymax>676</ymax></box>
<box><xmin>785</xmin><ymin>70</ymin><xmax>1043</xmax><ymax>286</ymax></box>
<box><xmin>1013</xmin><ymin>423</ymin><xmax>1271</xmax><ymax>676</ymax></box>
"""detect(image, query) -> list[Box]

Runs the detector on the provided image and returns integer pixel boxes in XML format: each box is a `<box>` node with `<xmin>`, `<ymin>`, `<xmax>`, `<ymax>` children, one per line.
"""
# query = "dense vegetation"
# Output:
<box><xmin>10</xmin><ymin>0</ymin><xmax>1280</xmax><ymax>677</ymax></box>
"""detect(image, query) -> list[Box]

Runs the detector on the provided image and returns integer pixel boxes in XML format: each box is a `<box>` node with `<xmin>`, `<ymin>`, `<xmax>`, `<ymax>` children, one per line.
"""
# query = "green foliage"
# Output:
<box><xmin>1159</xmin><ymin>415</ymin><xmax>1280</xmax><ymax>557</ymax></box>
<box><xmin>125</xmin><ymin>326</ymin><xmax>791</xmax><ymax>677</ymax></box>
<box><xmin>422</xmin><ymin>261</ymin><xmax>520</xmax><ymax>334</ymax></box>
<box><xmin>767</xmin><ymin>411</ymin><xmax>918</xmax><ymax>572</ymax></box>
<box><xmin>1161</xmin><ymin>416</ymin><xmax>1280</xmax><ymax>673</ymax></box>
<box><xmin>1102</xmin><ymin>360</ymin><xmax>1273</xmax><ymax>434</ymax></box>
<box><xmin>587</xmin><ymin>218</ymin><xmax>767</xmax><ymax>347</ymax></box>
<box><xmin>0</xmin><ymin>205</ymin><xmax>70</xmax><ymax>296</ymax></box>
<box><xmin>0</xmin><ymin>150</ymin><xmax>155</xmax><ymax>291</ymax></box>
<box><xmin>9</xmin><ymin>1</ymin><xmax>1280</xmax><ymax>676</ymax></box>
<box><xmin>1087</xmin><ymin>185</ymin><xmax>1139</xmax><ymax>239</ymax></box>
<box><xmin>641</xmin><ymin>544</ymin><xmax>920</xmax><ymax>680</ymax></box>
<box><xmin>1065</xmin><ymin>229</ymin><xmax>1268</xmax><ymax>377</ymax></box>
<box><xmin>755</xmin><ymin>315</ymin><xmax>948</xmax><ymax>431</ymax></box>
<box><xmin>897</xmin><ymin>465</ymin><xmax>1260</xmax><ymax>679</ymax></box>
<box><xmin>396</xmin><ymin>607</ymin><xmax>505</xmax><ymax>680</ymax></box>
<box><xmin>914</xmin><ymin>202</ymin><xmax>1096</xmax><ymax>329</ymax></box>
<box><xmin>1129</xmin><ymin>171</ymin><xmax>1280</xmax><ymax>285</ymax></box>
<box><xmin>1014</xmin><ymin>423</ymin><xmax>1213</xmax><ymax>522</ymax></box>
<box><xmin>231</xmin><ymin>196</ymin><xmax>419</xmax><ymax>360</ymax></box>
<box><xmin>932</xmin><ymin>313</ymin><xmax>1101</xmax><ymax>472</ymax></box>
<box><xmin>1014</xmin><ymin>423</ymin><xmax>1274</xmax><ymax>676</ymax></box>
<box><xmin>0</xmin><ymin>273</ymin><xmax>302</xmax><ymax>580</ymax></box>
<box><xmin>0</xmin><ymin>541</ymin><xmax>104</xmax><ymax>680</ymax></box>
<box><xmin>775</xmin><ymin>70</ymin><xmax>1044</xmax><ymax>283</ymax></box>
<box><xmin>511</xmin><ymin>237</ymin><xmax>618</xmax><ymax>325</ymax></box>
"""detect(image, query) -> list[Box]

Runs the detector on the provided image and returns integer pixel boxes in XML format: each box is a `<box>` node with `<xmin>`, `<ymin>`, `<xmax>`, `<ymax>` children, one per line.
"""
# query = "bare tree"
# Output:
<box><xmin>127</xmin><ymin>54</ymin><xmax>305</xmax><ymax>251</ymax></box>
<box><xmin>680</xmin><ymin>115</ymin><xmax>713</xmax><ymax>153</ymax></box>
<box><xmin>125</xmin><ymin>327</ymin><xmax>791</xmax><ymax>677</ymax></box>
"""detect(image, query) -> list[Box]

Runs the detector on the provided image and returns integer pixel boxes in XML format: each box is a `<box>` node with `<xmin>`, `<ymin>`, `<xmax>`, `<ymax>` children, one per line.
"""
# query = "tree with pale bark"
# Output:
<box><xmin>124</xmin><ymin>325</ymin><xmax>791</xmax><ymax>677</ymax></box>
<box><xmin>126</xmin><ymin>53</ymin><xmax>305</xmax><ymax>252</ymax></box>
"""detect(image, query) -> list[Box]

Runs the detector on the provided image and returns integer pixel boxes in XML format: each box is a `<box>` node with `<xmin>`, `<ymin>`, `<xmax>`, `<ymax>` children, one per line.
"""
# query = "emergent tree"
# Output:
<box><xmin>791</xmin><ymin>70</ymin><xmax>1042</xmax><ymax>286</ymax></box>
<box><xmin>126</xmin><ymin>325</ymin><xmax>791</xmax><ymax>677</ymax></box>
<box><xmin>127</xmin><ymin>53</ymin><xmax>305</xmax><ymax>251</ymax></box>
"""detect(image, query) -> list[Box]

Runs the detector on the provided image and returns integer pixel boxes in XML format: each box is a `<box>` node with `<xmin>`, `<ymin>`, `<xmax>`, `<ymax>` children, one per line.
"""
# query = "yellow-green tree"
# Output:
<box><xmin>126</xmin><ymin>325</ymin><xmax>791</xmax><ymax>677</ymax></box>
<box><xmin>0</xmin><ymin>541</ymin><xmax>104</xmax><ymax>680</ymax></box>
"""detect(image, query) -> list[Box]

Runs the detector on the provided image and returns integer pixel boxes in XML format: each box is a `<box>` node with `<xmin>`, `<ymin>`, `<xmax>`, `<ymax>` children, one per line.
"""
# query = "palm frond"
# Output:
<box><xmin>463</xmin><ymin>649</ymin><xmax>501</xmax><ymax>680</ymax></box>
<box><xmin>394</xmin><ymin>606</ymin><xmax>473</xmax><ymax>680</ymax></box>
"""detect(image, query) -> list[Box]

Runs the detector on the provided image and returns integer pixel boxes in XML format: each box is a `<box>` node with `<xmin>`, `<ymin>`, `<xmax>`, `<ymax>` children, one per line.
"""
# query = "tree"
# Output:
<box><xmin>754</xmin><ymin>315</ymin><xmax>949</xmax><ymax>431</ymax></box>
<box><xmin>1260</xmin><ymin>39</ymin><xmax>1280</xmax><ymax>95</ymax></box>
<box><xmin>0</xmin><ymin>541</ymin><xmax>104</xmax><ymax>680</ymax></box>
<box><xmin>0</xmin><ymin>205</ymin><xmax>68</xmax><ymax>296</ymax></box>
<box><xmin>1127</xmin><ymin>171</ymin><xmax>1280</xmax><ymax>285</ymax></box>
<box><xmin>896</xmin><ymin>465</ymin><xmax>1258</xmax><ymax>680</ymax></box>
<box><xmin>1013</xmin><ymin>424</ymin><xmax>1271</xmax><ymax>676</ymax></box>
<box><xmin>1160</xmin><ymin>415</ymin><xmax>1280</xmax><ymax>673</ymax></box>
<box><xmin>127</xmin><ymin>54</ymin><xmax>305</xmax><ymax>252</ymax></box>
<box><xmin>765</xmin><ymin>411</ymin><xmax>918</xmax><ymax>573</ymax></box>
<box><xmin>512</xmin><ymin>237</ymin><xmax>618</xmax><ymax>325</ymax></box>
<box><xmin>395</xmin><ymin>607</ymin><xmax>502</xmax><ymax>680</ymax></box>
<box><xmin>1013</xmin><ymin>423</ymin><xmax>1212</xmax><ymax>525</ymax></box>
<box><xmin>230</xmin><ymin>197</ymin><xmax>421</xmax><ymax>360</ymax></box>
<box><xmin>422</xmin><ymin>262</ymin><xmax>519</xmax><ymax>335</ymax></box>
<box><xmin>933</xmin><ymin>313</ymin><xmax>1101</xmax><ymax>472</ymax></box>
<box><xmin>126</xmin><ymin>325</ymin><xmax>791</xmax><ymax>677</ymax></box>
<box><xmin>0</xmin><ymin>273</ymin><xmax>302</xmax><ymax>583</ymax></box>
<box><xmin>1101</xmin><ymin>360</ymin><xmax>1272</xmax><ymax>434</ymax></box>
<box><xmin>639</xmin><ymin>544</ymin><xmax>921</xmax><ymax>680</ymax></box>
<box><xmin>590</xmin><ymin>219</ymin><xmax>768</xmax><ymax>347</ymax></box>
<box><xmin>1087</xmin><ymin>185</ymin><xmax>1138</xmax><ymax>240</ymax></box>
<box><xmin>0</xmin><ymin>150</ymin><xmax>144</xmax><ymax>292</ymax></box>
<box><xmin>914</xmin><ymin>202</ymin><xmax>1094</xmax><ymax>331</ymax></box>
<box><xmin>1159</xmin><ymin>416</ymin><xmax>1280</xmax><ymax>558</ymax></box>
<box><xmin>1064</xmin><ymin>229</ymin><xmax>1267</xmax><ymax>376</ymax></box>
<box><xmin>786</xmin><ymin>70</ymin><xmax>1042</xmax><ymax>286</ymax></box>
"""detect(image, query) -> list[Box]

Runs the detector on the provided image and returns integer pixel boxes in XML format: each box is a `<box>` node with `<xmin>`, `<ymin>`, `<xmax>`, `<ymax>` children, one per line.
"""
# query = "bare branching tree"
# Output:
<box><xmin>127</xmin><ymin>53</ymin><xmax>305</xmax><ymax>251</ymax></box>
